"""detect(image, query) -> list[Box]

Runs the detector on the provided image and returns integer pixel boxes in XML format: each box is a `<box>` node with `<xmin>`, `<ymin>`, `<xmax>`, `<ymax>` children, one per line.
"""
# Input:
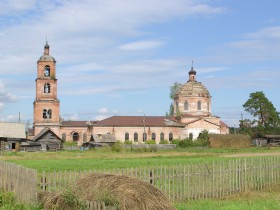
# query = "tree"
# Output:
<box><xmin>166</xmin><ymin>82</ymin><xmax>182</xmax><ymax>116</ymax></box>
<box><xmin>243</xmin><ymin>91</ymin><xmax>280</xmax><ymax>130</ymax></box>
<box><xmin>169</xmin><ymin>82</ymin><xmax>182</xmax><ymax>100</ymax></box>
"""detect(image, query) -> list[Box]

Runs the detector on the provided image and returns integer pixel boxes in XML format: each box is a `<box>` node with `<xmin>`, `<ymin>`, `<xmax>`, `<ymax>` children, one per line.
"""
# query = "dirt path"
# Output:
<box><xmin>222</xmin><ymin>151</ymin><xmax>280</xmax><ymax>158</ymax></box>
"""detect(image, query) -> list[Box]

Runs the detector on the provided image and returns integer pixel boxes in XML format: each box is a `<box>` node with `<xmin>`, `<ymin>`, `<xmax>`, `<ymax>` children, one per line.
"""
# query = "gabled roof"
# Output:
<box><xmin>185</xmin><ymin>117</ymin><xmax>220</xmax><ymax>127</ymax></box>
<box><xmin>220</xmin><ymin>121</ymin><xmax>229</xmax><ymax>128</ymax></box>
<box><xmin>0</xmin><ymin>122</ymin><xmax>26</xmax><ymax>138</ymax></box>
<box><xmin>96</xmin><ymin>116</ymin><xmax>184</xmax><ymax>127</ymax></box>
<box><xmin>31</xmin><ymin>128</ymin><xmax>61</xmax><ymax>142</ymax></box>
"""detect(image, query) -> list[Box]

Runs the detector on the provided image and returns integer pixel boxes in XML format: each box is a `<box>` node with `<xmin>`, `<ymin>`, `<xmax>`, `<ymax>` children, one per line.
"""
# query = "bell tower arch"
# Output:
<box><xmin>33</xmin><ymin>42</ymin><xmax>60</xmax><ymax>136</ymax></box>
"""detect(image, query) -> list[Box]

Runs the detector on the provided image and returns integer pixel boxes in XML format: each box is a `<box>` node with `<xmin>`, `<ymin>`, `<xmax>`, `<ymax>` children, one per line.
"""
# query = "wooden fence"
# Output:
<box><xmin>39</xmin><ymin>156</ymin><xmax>280</xmax><ymax>201</ymax></box>
<box><xmin>0</xmin><ymin>161</ymin><xmax>37</xmax><ymax>202</ymax></box>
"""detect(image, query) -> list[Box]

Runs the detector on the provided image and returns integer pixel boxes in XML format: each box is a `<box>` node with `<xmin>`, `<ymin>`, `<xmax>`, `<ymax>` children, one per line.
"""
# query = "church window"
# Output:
<box><xmin>143</xmin><ymin>132</ymin><xmax>147</xmax><ymax>142</ymax></box>
<box><xmin>197</xmin><ymin>101</ymin><xmax>201</xmax><ymax>111</ymax></box>
<box><xmin>184</xmin><ymin>101</ymin><xmax>188</xmax><ymax>111</ymax></box>
<box><xmin>134</xmin><ymin>133</ymin><xmax>138</xmax><ymax>142</ymax></box>
<box><xmin>62</xmin><ymin>133</ymin><xmax>66</xmax><ymax>141</ymax></box>
<box><xmin>152</xmin><ymin>133</ymin><xmax>156</xmax><ymax>140</ymax></box>
<box><xmin>175</xmin><ymin>101</ymin><xmax>179</xmax><ymax>112</ymax></box>
<box><xmin>42</xmin><ymin>109</ymin><xmax>52</xmax><ymax>119</ymax></box>
<box><xmin>73</xmin><ymin>132</ymin><xmax>79</xmax><ymax>141</ymax></box>
<box><xmin>160</xmin><ymin>132</ymin><xmax>164</xmax><ymax>141</ymax></box>
<box><xmin>44</xmin><ymin>65</ymin><xmax>50</xmax><ymax>76</ymax></box>
<box><xmin>44</xmin><ymin>83</ymin><xmax>50</xmax><ymax>93</ymax></box>
<box><xmin>169</xmin><ymin>133</ymin><xmax>173</xmax><ymax>142</ymax></box>
<box><xmin>83</xmin><ymin>133</ymin><xmax>87</xmax><ymax>142</ymax></box>
<box><xmin>207</xmin><ymin>103</ymin><xmax>210</xmax><ymax>111</ymax></box>
<box><xmin>189</xmin><ymin>133</ymin><xmax>193</xmax><ymax>140</ymax></box>
<box><xmin>125</xmin><ymin>133</ymin><xmax>129</xmax><ymax>141</ymax></box>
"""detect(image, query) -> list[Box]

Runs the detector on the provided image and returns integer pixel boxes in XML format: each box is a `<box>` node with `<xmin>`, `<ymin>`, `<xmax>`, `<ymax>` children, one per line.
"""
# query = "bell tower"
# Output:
<box><xmin>33</xmin><ymin>42</ymin><xmax>60</xmax><ymax>136</ymax></box>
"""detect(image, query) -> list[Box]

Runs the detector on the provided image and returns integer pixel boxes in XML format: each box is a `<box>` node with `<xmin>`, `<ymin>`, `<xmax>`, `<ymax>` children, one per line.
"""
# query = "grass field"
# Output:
<box><xmin>176</xmin><ymin>185</ymin><xmax>280</xmax><ymax>210</ymax></box>
<box><xmin>1</xmin><ymin>147</ymin><xmax>280</xmax><ymax>172</ymax></box>
<box><xmin>1</xmin><ymin>147</ymin><xmax>280</xmax><ymax>209</ymax></box>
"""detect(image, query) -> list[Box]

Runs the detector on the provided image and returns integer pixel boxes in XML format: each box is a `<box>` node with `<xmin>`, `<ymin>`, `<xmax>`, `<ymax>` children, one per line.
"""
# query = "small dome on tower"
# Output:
<box><xmin>38</xmin><ymin>41</ymin><xmax>56</xmax><ymax>62</ymax></box>
<box><xmin>44</xmin><ymin>41</ymin><xmax>49</xmax><ymax>49</ymax></box>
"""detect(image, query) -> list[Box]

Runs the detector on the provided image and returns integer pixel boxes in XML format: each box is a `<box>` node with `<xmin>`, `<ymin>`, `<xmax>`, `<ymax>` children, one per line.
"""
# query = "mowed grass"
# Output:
<box><xmin>1</xmin><ymin>147</ymin><xmax>280</xmax><ymax>172</ymax></box>
<box><xmin>176</xmin><ymin>186</ymin><xmax>280</xmax><ymax>210</ymax></box>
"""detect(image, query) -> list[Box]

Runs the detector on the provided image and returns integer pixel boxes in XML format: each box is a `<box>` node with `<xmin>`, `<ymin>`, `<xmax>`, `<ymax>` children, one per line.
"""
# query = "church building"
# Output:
<box><xmin>29</xmin><ymin>42</ymin><xmax>229</xmax><ymax>144</ymax></box>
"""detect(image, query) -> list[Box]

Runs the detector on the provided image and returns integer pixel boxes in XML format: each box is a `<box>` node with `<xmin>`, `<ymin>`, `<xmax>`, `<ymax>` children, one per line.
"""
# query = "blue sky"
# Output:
<box><xmin>0</xmin><ymin>0</ymin><xmax>280</xmax><ymax>127</ymax></box>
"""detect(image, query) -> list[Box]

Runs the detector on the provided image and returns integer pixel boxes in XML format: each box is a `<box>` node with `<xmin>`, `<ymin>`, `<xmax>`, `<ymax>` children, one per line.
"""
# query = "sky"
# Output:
<box><xmin>1</xmin><ymin>0</ymin><xmax>280</xmax><ymax>128</ymax></box>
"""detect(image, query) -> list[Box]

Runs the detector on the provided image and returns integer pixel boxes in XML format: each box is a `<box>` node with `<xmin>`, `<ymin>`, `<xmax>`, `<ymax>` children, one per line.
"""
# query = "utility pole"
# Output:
<box><xmin>143</xmin><ymin>114</ymin><xmax>146</xmax><ymax>142</ymax></box>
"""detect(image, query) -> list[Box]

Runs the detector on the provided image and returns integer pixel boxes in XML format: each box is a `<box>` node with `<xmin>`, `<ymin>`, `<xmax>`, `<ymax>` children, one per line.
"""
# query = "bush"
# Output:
<box><xmin>111</xmin><ymin>141</ymin><xmax>123</xmax><ymax>152</ymax></box>
<box><xmin>145</xmin><ymin>140</ymin><xmax>156</xmax><ymax>145</ymax></box>
<box><xmin>124</xmin><ymin>140</ymin><xmax>132</xmax><ymax>145</ymax></box>
<box><xmin>193</xmin><ymin>138</ymin><xmax>209</xmax><ymax>147</ymax></box>
<box><xmin>178</xmin><ymin>139</ymin><xmax>193</xmax><ymax>148</ymax></box>
<box><xmin>159</xmin><ymin>140</ymin><xmax>169</xmax><ymax>144</ymax></box>
<box><xmin>0</xmin><ymin>191</ymin><xmax>41</xmax><ymax>209</ymax></box>
<box><xmin>171</xmin><ymin>139</ymin><xmax>180</xmax><ymax>145</ymax></box>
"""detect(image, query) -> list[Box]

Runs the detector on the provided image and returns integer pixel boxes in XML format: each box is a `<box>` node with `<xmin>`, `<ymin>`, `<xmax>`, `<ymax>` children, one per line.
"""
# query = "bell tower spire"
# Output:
<box><xmin>44</xmin><ymin>41</ymin><xmax>50</xmax><ymax>55</ymax></box>
<box><xmin>33</xmin><ymin>42</ymin><xmax>60</xmax><ymax>136</ymax></box>
<box><xmin>188</xmin><ymin>61</ymin><xmax>197</xmax><ymax>82</ymax></box>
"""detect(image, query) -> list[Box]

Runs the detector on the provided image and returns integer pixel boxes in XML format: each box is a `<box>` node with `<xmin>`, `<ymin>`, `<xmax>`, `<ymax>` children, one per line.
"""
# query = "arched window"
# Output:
<box><xmin>184</xmin><ymin>101</ymin><xmax>188</xmax><ymax>111</ymax></box>
<box><xmin>125</xmin><ymin>133</ymin><xmax>129</xmax><ymax>141</ymax></box>
<box><xmin>189</xmin><ymin>133</ymin><xmax>193</xmax><ymax>140</ymax></box>
<box><xmin>42</xmin><ymin>109</ymin><xmax>52</xmax><ymax>119</ymax></box>
<box><xmin>62</xmin><ymin>133</ymin><xmax>66</xmax><ymax>141</ymax></box>
<box><xmin>152</xmin><ymin>133</ymin><xmax>156</xmax><ymax>140</ymax></box>
<box><xmin>207</xmin><ymin>103</ymin><xmax>210</xmax><ymax>111</ymax></box>
<box><xmin>73</xmin><ymin>132</ymin><xmax>79</xmax><ymax>141</ymax></box>
<box><xmin>160</xmin><ymin>132</ymin><xmax>164</xmax><ymax>141</ymax></box>
<box><xmin>44</xmin><ymin>83</ymin><xmax>50</xmax><ymax>93</ymax></box>
<box><xmin>143</xmin><ymin>133</ymin><xmax>147</xmax><ymax>142</ymax></box>
<box><xmin>134</xmin><ymin>133</ymin><xmax>138</xmax><ymax>142</ymax></box>
<box><xmin>44</xmin><ymin>65</ymin><xmax>50</xmax><ymax>76</ymax></box>
<box><xmin>83</xmin><ymin>133</ymin><xmax>87</xmax><ymax>142</ymax></box>
<box><xmin>169</xmin><ymin>133</ymin><xmax>173</xmax><ymax>141</ymax></box>
<box><xmin>197</xmin><ymin>101</ymin><xmax>201</xmax><ymax>111</ymax></box>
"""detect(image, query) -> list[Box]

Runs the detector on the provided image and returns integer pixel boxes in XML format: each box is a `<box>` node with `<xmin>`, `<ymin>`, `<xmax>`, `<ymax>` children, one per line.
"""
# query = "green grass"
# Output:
<box><xmin>1</xmin><ymin>147</ymin><xmax>279</xmax><ymax>172</ymax></box>
<box><xmin>175</xmin><ymin>186</ymin><xmax>280</xmax><ymax>210</ymax></box>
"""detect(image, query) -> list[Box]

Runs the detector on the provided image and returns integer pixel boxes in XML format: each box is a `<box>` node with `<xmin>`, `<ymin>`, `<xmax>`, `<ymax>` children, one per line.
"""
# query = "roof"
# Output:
<box><xmin>96</xmin><ymin>116</ymin><xmax>184</xmax><ymax>127</ymax></box>
<box><xmin>61</xmin><ymin>120</ymin><xmax>97</xmax><ymax>127</ymax></box>
<box><xmin>31</xmin><ymin>128</ymin><xmax>61</xmax><ymax>142</ymax></box>
<box><xmin>38</xmin><ymin>55</ymin><xmax>56</xmax><ymax>62</ymax></box>
<box><xmin>220</xmin><ymin>121</ymin><xmax>229</xmax><ymax>128</ymax></box>
<box><xmin>0</xmin><ymin>122</ymin><xmax>26</xmax><ymax>138</ymax></box>
<box><xmin>176</xmin><ymin>81</ymin><xmax>210</xmax><ymax>98</ymax></box>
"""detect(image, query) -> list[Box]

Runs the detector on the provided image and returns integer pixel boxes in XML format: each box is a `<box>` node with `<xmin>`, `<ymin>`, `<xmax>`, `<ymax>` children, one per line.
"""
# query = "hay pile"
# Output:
<box><xmin>208</xmin><ymin>134</ymin><xmax>251</xmax><ymax>148</ymax></box>
<box><xmin>39</xmin><ymin>173</ymin><xmax>176</xmax><ymax>210</ymax></box>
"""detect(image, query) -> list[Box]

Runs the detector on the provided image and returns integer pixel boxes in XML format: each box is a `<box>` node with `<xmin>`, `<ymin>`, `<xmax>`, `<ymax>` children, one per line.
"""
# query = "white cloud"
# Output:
<box><xmin>119</xmin><ymin>40</ymin><xmax>165</xmax><ymax>51</ymax></box>
<box><xmin>97</xmin><ymin>107</ymin><xmax>109</xmax><ymax>114</ymax></box>
<box><xmin>0</xmin><ymin>0</ymin><xmax>36</xmax><ymax>15</ymax></box>
<box><xmin>0</xmin><ymin>80</ymin><xmax>17</xmax><ymax>103</ymax></box>
<box><xmin>247</xmin><ymin>26</ymin><xmax>280</xmax><ymax>39</ymax></box>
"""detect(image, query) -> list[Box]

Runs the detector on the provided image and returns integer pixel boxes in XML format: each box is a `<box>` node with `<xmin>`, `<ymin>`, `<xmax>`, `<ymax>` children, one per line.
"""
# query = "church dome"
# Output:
<box><xmin>38</xmin><ymin>41</ymin><xmax>56</xmax><ymax>62</ymax></box>
<box><xmin>38</xmin><ymin>55</ymin><xmax>56</xmax><ymax>62</ymax></box>
<box><xmin>176</xmin><ymin>81</ymin><xmax>210</xmax><ymax>98</ymax></box>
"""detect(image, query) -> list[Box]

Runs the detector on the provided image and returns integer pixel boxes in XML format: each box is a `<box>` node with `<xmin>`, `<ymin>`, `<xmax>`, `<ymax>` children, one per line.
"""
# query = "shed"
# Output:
<box><xmin>0</xmin><ymin>122</ymin><xmax>26</xmax><ymax>152</ymax></box>
<box><xmin>264</xmin><ymin>135</ymin><xmax>280</xmax><ymax>146</ymax></box>
<box><xmin>31</xmin><ymin>128</ymin><xmax>62</xmax><ymax>151</ymax></box>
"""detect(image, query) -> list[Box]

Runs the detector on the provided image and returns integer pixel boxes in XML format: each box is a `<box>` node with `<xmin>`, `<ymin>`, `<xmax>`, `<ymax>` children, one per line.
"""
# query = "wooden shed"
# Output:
<box><xmin>31</xmin><ymin>128</ymin><xmax>62</xmax><ymax>151</ymax></box>
<box><xmin>0</xmin><ymin>122</ymin><xmax>27</xmax><ymax>152</ymax></box>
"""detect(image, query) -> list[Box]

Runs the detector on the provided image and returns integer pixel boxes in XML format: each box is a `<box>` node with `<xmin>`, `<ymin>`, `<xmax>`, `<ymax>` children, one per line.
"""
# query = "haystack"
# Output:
<box><xmin>39</xmin><ymin>173</ymin><xmax>176</xmax><ymax>210</ymax></box>
<box><xmin>208</xmin><ymin>134</ymin><xmax>251</xmax><ymax>148</ymax></box>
